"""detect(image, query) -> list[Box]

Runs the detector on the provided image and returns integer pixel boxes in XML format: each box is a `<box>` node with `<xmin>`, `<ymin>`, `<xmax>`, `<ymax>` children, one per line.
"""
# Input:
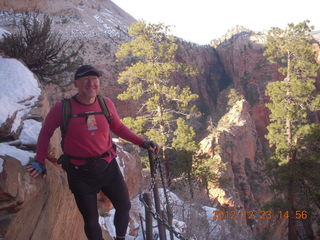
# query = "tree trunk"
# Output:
<box><xmin>287</xmin><ymin>122</ymin><xmax>298</xmax><ymax>240</ymax></box>
<box><xmin>288</xmin><ymin>173</ymin><xmax>297</xmax><ymax>240</ymax></box>
<box><xmin>286</xmin><ymin>53</ymin><xmax>298</xmax><ymax>240</ymax></box>
<box><xmin>187</xmin><ymin>171</ymin><xmax>194</xmax><ymax>199</ymax></box>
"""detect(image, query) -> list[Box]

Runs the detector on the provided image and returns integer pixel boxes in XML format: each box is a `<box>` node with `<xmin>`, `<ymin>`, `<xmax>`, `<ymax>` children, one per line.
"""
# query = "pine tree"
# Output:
<box><xmin>116</xmin><ymin>21</ymin><xmax>199</xmax><ymax>178</ymax></box>
<box><xmin>0</xmin><ymin>14</ymin><xmax>83</xmax><ymax>85</ymax></box>
<box><xmin>264</xmin><ymin>20</ymin><xmax>320</xmax><ymax>239</ymax></box>
<box><xmin>171</xmin><ymin>118</ymin><xmax>197</xmax><ymax>196</ymax></box>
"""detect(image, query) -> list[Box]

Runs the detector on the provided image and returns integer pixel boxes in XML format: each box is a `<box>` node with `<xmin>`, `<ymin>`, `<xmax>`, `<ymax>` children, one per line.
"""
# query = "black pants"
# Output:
<box><xmin>67</xmin><ymin>158</ymin><xmax>131</xmax><ymax>240</ymax></box>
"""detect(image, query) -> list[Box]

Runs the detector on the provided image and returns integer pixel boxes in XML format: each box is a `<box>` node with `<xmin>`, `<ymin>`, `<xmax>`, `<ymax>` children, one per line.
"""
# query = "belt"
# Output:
<box><xmin>65</xmin><ymin>151</ymin><xmax>110</xmax><ymax>162</ymax></box>
<box><xmin>69</xmin><ymin>163</ymin><xmax>90</xmax><ymax>171</ymax></box>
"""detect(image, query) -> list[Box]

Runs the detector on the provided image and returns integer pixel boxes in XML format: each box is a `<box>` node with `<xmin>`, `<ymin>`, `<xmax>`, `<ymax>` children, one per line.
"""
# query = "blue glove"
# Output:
<box><xmin>29</xmin><ymin>161</ymin><xmax>46</xmax><ymax>174</ymax></box>
<box><xmin>141</xmin><ymin>141</ymin><xmax>159</xmax><ymax>152</ymax></box>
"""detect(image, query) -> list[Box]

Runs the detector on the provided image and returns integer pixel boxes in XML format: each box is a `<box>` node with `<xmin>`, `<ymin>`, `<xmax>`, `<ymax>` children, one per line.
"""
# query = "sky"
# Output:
<box><xmin>112</xmin><ymin>0</ymin><xmax>320</xmax><ymax>45</ymax></box>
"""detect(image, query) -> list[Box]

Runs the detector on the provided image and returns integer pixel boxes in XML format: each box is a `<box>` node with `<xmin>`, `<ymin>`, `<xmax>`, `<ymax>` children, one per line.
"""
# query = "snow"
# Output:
<box><xmin>99</xmin><ymin>209</ymin><xmax>116</xmax><ymax>237</ymax></box>
<box><xmin>0</xmin><ymin>143</ymin><xmax>35</xmax><ymax>166</ymax></box>
<box><xmin>115</xmin><ymin>156</ymin><xmax>125</xmax><ymax>176</ymax></box>
<box><xmin>0</xmin><ymin>57</ymin><xmax>41</xmax><ymax>167</ymax></box>
<box><xmin>202</xmin><ymin>205</ymin><xmax>218</xmax><ymax>219</ymax></box>
<box><xmin>0</xmin><ymin>27</ymin><xmax>10</xmax><ymax>38</ymax></box>
<box><xmin>19</xmin><ymin>119</ymin><xmax>42</xmax><ymax>145</ymax></box>
<box><xmin>100</xmin><ymin>189</ymin><xmax>193</xmax><ymax>240</ymax></box>
<box><xmin>93</xmin><ymin>15</ymin><xmax>104</xmax><ymax>24</ymax></box>
<box><xmin>0</xmin><ymin>57</ymin><xmax>41</xmax><ymax>132</ymax></box>
<box><xmin>0</xmin><ymin>157</ymin><xmax>4</xmax><ymax>172</ymax></box>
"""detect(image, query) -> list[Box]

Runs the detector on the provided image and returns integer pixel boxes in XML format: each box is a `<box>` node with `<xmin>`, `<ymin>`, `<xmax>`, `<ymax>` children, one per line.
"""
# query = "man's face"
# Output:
<box><xmin>74</xmin><ymin>75</ymin><xmax>100</xmax><ymax>99</ymax></box>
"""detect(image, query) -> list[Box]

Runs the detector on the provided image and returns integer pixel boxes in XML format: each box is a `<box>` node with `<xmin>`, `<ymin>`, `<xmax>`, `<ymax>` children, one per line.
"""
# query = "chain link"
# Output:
<box><xmin>139</xmin><ymin>153</ymin><xmax>188</xmax><ymax>240</ymax></box>
<box><xmin>139</xmin><ymin>194</ymin><xmax>187</xmax><ymax>240</ymax></box>
<box><xmin>148</xmin><ymin>154</ymin><xmax>159</xmax><ymax>192</ymax></box>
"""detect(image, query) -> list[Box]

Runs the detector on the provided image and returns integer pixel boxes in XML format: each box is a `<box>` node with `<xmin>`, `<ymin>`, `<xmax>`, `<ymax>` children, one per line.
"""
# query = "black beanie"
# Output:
<box><xmin>74</xmin><ymin>65</ymin><xmax>101</xmax><ymax>80</ymax></box>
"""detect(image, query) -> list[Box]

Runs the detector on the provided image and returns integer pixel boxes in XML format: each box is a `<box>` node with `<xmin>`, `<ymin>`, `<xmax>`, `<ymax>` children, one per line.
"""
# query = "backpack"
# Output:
<box><xmin>57</xmin><ymin>95</ymin><xmax>114</xmax><ymax>169</ymax></box>
<box><xmin>60</xmin><ymin>95</ymin><xmax>112</xmax><ymax>147</ymax></box>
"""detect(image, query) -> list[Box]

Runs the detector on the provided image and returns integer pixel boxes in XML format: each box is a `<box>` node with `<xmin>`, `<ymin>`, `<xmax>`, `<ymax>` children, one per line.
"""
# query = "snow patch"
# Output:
<box><xmin>0</xmin><ymin>57</ymin><xmax>41</xmax><ymax>132</ymax></box>
<box><xmin>99</xmin><ymin>190</ymin><xmax>191</xmax><ymax>240</ymax></box>
<box><xmin>93</xmin><ymin>15</ymin><xmax>104</xmax><ymax>24</ymax></box>
<box><xmin>0</xmin><ymin>143</ymin><xmax>35</xmax><ymax>166</ymax></box>
<box><xmin>202</xmin><ymin>205</ymin><xmax>218</xmax><ymax>220</ymax></box>
<box><xmin>0</xmin><ymin>27</ymin><xmax>10</xmax><ymax>38</ymax></box>
<box><xmin>0</xmin><ymin>157</ymin><xmax>4</xmax><ymax>173</ymax></box>
<box><xmin>19</xmin><ymin>119</ymin><xmax>42</xmax><ymax>145</ymax></box>
<box><xmin>99</xmin><ymin>208</ymin><xmax>116</xmax><ymax>237</ymax></box>
<box><xmin>115</xmin><ymin>156</ymin><xmax>125</xmax><ymax>176</ymax></box>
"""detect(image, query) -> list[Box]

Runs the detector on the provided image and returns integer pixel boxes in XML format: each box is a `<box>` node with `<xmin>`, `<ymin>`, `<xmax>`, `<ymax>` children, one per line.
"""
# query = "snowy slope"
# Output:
<box><xmin>100</xmin><ymin>190</ymin><xmax>189</xmax><ymax>240</ymax></box>
<box><xmin>0</xmin><ymin>57</ymin><xmax>41</xmax><ymax>131</ymax></box>
<box><xmin>0</xmin><ymin>27</ymin><xmax>10</xmax><ymax>38</ymax></box>
<box><xmin>0</xmin><ymin>1</ymin><xmax>134</xmax><ymax>42</ymax></box>
<box><xmin>0</xmin><ymin>57</ymin><xmax>41</xmax><ymax>169</ymax></box>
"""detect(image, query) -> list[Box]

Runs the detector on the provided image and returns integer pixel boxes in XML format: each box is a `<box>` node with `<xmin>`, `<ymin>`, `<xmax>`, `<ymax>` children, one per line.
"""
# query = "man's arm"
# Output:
<box><xmin>105</xmin><ymin>98</ymin><xmax>159</xmax><ymax>152</ymax></box>
<box><xmin>27</xmin><ymin>101</ymin><xmax>62</xmax><ymax>178</ymax></box>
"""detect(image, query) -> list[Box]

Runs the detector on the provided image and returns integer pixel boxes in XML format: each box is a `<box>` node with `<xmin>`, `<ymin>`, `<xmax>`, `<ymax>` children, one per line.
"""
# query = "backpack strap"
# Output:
<box><xmin>60</xmin><ymin>96</ymin><xmax>112</xmax><ymax>150</ymax></box>
<box><xmin>60</xmin><ymin>98</ymin><xmax>72</xmax><ymax>150</ymax></box>
<box><xmin>97</xmin><ymin>95</ymin><xmax>112</xmax><ymax>124</ymax></box>
<box><xmin>96</xmin><ymin>95</ymin><xmax>116</xmax><ymax>151</ymax></box>
<box><xmin>58</xmin><ymin>96</ymin><xmax>115</xmax><ymax>166</ymax></box>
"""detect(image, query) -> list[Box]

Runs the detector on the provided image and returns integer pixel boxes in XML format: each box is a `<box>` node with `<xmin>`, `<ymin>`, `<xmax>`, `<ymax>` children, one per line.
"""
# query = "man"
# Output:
<box><xmin>27</xmin><ymin>65</ymin><xmax>159</xmax><ymax>240</ymax></box>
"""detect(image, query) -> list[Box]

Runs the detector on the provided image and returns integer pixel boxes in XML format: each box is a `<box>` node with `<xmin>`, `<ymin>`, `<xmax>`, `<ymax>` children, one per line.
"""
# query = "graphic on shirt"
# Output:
<box><xmin>87</xmin><ymin>114</ymin><xmax>98</xmax><ymax>130</ymax></box>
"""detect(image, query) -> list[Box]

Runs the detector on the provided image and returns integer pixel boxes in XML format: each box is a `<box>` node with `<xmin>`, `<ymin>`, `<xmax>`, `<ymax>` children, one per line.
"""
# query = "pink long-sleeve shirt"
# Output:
<box><xmin>35</xmin><ymin>96</ymin><xmax>145</xmax><ymax>166</ymax></box>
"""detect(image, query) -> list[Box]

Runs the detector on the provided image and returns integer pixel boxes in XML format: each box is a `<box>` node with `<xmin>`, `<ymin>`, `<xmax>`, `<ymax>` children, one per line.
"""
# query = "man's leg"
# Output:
<box><xmin>74</xmin><ymin>193</ymin><xmax>104</xmax><ymax>240</ymax></box>
<box><xmin>101</xmin><ymin>163</ymin><xmax>131</xmax><ymax>239</ymax></box>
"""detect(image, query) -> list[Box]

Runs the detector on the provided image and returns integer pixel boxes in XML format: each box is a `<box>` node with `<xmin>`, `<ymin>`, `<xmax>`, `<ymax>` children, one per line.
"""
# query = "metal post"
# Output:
<box><xmin>167</xmin><ymin>205</ymin><xmax>174</xmax><ymax>240</ymax></box>
<box><xmin>161</xmin><ymin>210</ymin><xmax>168</xmax><ymax>240</ymax></box>
<box><xmin>139</xmin><ymin>213</ymin><xmax>146</xmax><ymax>240</ymax></box>
<box><xmin>148</xmin><ymin>151</ymin><xmax>166</xmax><ymax>240</ymax></box>
<box><xmin>143</xmin><ymin>193</ymin><xmax>153</xmax><ymax>240</ymax></box>
<box><xmin>158</xmin><ymin>160</ymin><xmax>174</xmax><ymax>240</ymax></box>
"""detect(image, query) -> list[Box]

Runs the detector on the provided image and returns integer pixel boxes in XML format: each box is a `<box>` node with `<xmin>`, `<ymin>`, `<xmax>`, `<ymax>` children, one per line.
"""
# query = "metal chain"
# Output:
<box><xmin>157</xmin><ymin>155</ymin><xmax>172</xmax><ymax>208</ymax></box>
<box><xmin>139</xmin><ymin>153</ymin><xmax>188</xmax><ymax>240</ymax></box>
<box><xmin>139</xmin><ymin>194</ymin><xmax>188</xmax><ymax>240</ymax></box>
<box><xmin>157</xmin><ymin>155</ymin><xmax>175</xmax><ymax>240</ymax></box>
<box><xmin>148</xmin><ymin>154</ymin><xmax>159</xmax><ymax>191</ymax></box>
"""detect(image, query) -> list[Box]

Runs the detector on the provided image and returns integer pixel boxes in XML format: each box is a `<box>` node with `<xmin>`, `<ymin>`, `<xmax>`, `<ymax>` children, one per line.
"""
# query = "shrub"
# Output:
<box><xmin>0</xmin><ymin>14</ymin><xmax>83</xmax><ymax>85</ymax></box>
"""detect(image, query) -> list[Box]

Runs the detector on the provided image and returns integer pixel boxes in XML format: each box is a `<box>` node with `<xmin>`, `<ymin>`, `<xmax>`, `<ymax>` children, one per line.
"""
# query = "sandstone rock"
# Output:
<box><xmin>0</xmin><ymin>148</ymin><xmax>143</xmax><ymax>240</ymax></box>
<box><xmin>0</xmin><ymin>113</ymin><xmax>17</xmax><ymax>142</ymax></box>
<box><xmin>215</xmin><ymin>32</ymin><xmax>279</xmax><ymax>139</ymax></box>
<box><xmin>199</xmin><ymin>99</ymin><xmax>286</xmax><ymax>239</ymax></box>
<box><xmin>0</xmin><ymin>156</ymin><xmax>84</xmax><ymax>240</ymax></box>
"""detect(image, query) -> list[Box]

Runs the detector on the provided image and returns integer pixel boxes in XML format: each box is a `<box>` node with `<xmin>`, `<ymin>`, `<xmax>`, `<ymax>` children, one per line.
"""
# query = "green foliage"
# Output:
<box><xmin>192</xmin><ymin>151</ymin><xmax>227</xmax><ymax>191</ymax></box>
<box><xmin>170</xmin><ymin>118</ymin><xmax>197</xmax><ymax>181</ymax></box>
<box><xmin>263</xmin><ymin>20</ymin><xmax>320</xmax><ymax>233</ymax></box>
<box><xmin>172</xmin><ymin>118</ymin><xmax>197</xmax><ymax>151</ymax></box>
<box><xmin>0</xmin><ymin>14</ymin><xmax>83</xmax><ymax>85</ymax></box>
<box><xmin>116</xmin><ymin>21</ymin><xmax>199</xmax><ymax>151</ymax></box>
<box><xmin>168</xmin><ymin>149</ymin><xmax>193</xmax><ymax>179</ymax></box>
<box><xmin>264</xmin><ymin>20</ymin><xmax>319</xmax><ymax>164</ymax></box>
<box><xmin>246</xmin><ymin>84</ymin><xmax>260</xmax><ymax>106</ymax></box>
<box><xmin>116</xmin><ymin>21</ymin><xmax>178</xmax><ymax>62</ymax></box>
<box><xmin>116</xmin><ymin>21</ymin><xmax>203</xmax><ymax>194</ymax></box>
<box><xmin>121</xmin><ymin>116</ymin><xmax>147</xmax><ymax>136</ymax></box>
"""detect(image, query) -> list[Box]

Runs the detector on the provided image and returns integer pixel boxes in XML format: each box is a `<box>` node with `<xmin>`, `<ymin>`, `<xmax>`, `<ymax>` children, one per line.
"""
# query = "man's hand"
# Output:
<box><xmin>26</xmin><ymin>161</ymin><xmax>46</xmax><ymax>178</ymax></box>
<box><xmin>141</xmin><ymin>141</ymin><xmax>160</xmax><ymax>153</ymax></box>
